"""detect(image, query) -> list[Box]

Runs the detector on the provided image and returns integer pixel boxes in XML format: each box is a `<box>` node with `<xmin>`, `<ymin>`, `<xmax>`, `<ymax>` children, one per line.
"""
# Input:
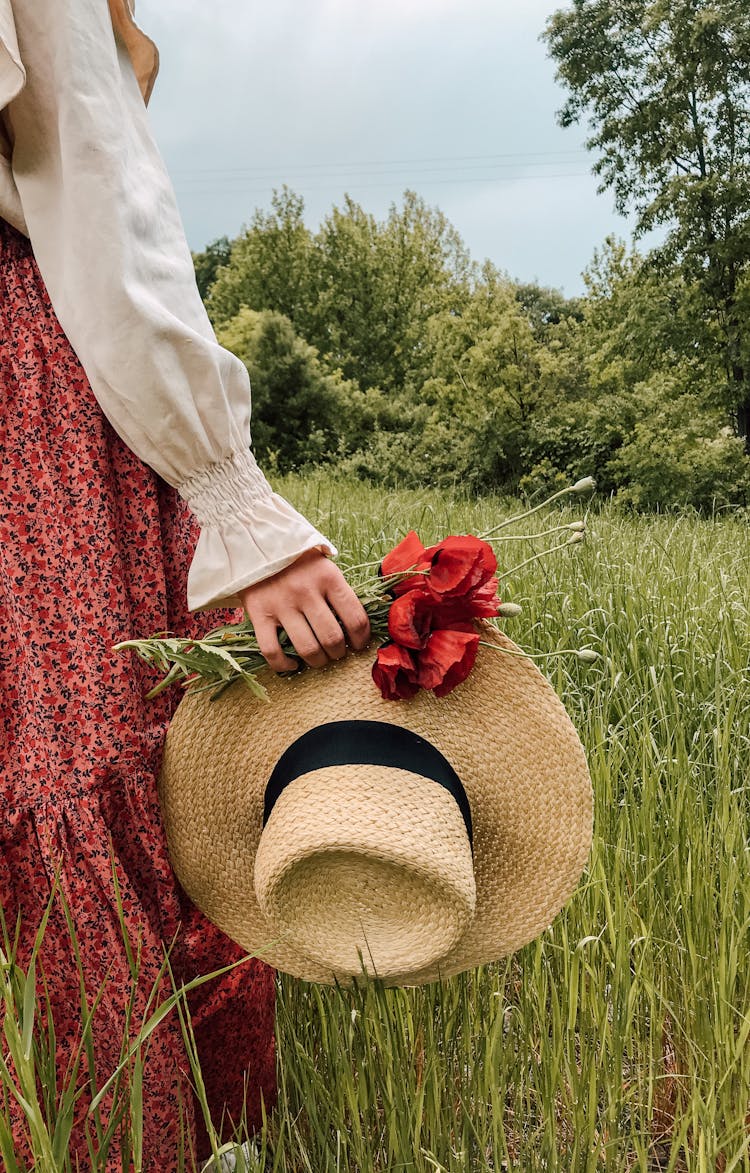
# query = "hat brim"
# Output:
<box><xmin>159</xmin><ymin>624</ymin><xmax>592</xmax><ymax>986</ymax></box>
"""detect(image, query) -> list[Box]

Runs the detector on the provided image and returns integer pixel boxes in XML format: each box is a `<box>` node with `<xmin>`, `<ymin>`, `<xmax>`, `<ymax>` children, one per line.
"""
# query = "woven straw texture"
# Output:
<box><xmin>159</xmin><ymin>624</ymin><xmax>593</xmax><ymax>986</ymax></box>
<box><xmin>254</xmin><ymin>766</ymin><xmax>477</xmax><ymax>977</ymax></box>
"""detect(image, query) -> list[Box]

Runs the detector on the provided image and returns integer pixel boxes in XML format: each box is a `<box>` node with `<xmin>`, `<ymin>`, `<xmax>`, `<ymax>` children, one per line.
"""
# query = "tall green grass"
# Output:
<box><xmin>2</xmin><ymin>479</ymin><xmax>748</xmax><ymax>1171</ymax></box>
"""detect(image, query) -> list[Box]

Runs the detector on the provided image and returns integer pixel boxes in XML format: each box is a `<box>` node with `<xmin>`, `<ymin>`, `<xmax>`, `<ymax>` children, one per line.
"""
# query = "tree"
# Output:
<box><xmin>207</xmin><ymin>188</ymin><xmax>316</xmax><ymax>335</ymax></box>
<box><xmin>417</xmin><ymin>264</ymin><xmax>557</xmax><ymax>489</ymax></box>
<box><xmin>514</xmin><ymin>280</ymin><xmax>584</xmax><ymax>340</ymax></box>
<box><xmin>207</xmin><ymin>188</ymin><xmax>473</xmax><ymax>396</ymax></box>
<box><xmin>578</xmin><ymin>236</ymin><xmax>716</xmax><ymax>396</ymax></box>
<box><xmin>519</xmin><ymin>235</ymin><xmax>749</xmax><ymax>506</ymax></box>
<box><xmin>312</xmin><ymin>191</ymin><xmax>472</xmax><ymax>394</ymax></box>
<box><xmin>216</xmin><ymin>308</ymin><xmax>377</xmax><ymax>472</ymax></box>
<box><xmin>192</xmin><ymin>236</ymin><xmax>231</xmax><ymax>301</ymax></box>
<box><xmin>544</xmin><ymin>0</ymin><xmax>750</xmax><ymax>449</ymax></box>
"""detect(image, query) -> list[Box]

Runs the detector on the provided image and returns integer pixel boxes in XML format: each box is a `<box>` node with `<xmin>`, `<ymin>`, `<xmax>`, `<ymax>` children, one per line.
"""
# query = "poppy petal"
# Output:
<box><xmin>380</xmin><ymin>530</ymin><xmax>427</xmax><ymax>581</ymax></box>
<box><xmin>388</xmin><ymin>591</ymin><xmax>434</xmax><ymax>649</ymax></box>
<box><xmin>424</xmin><ymin>536</ymin><xmax>497</xmax><ymax>598</ymax></box>
<box><xmin>372</xmin><ymin>642</ymin><xmax>420</xmax><ymax>701</ymax></box>
<box><xmin>416</xmin><ymin>627</ymin><xmax>480</xmax><ymax>695</ymax></box>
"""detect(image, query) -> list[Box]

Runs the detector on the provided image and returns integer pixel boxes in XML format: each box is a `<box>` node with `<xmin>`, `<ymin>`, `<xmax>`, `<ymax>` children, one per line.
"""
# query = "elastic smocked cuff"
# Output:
<box><xmin>180</xmin><ymin>450</ymin><xmax>338</xmax><ymax>612</ymax></box>
<box><xmin>178</xmin><ymin>449</ymin><xmax>273</xmax><ymax>526</ymax></box>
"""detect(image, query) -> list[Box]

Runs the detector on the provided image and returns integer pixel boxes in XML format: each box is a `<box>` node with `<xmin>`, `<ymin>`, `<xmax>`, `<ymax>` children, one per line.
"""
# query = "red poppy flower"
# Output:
<box><xmin>422</xmin><ymin>535</ymin><xmax>497</xmax><ymax>600</ymax></box>
<box><xmin>372</xmin><ymin>642</ymin><xmax>420</xmax><ymax>701</ymax></box>
<box><xmin>388</xmin><ymin>576</ymin><xmax>500</xmax><ymax>649</ymax></box>
<box><xmin>429</xmin><ymin>577</ymin><xmax>500</xmax><ymax>622</ymax></box>
<box><xmin>387</xmin><ymin>589</ymin><xmax>435</xmax><ymax>649</ymax></box>
<box><xmin>379</xmin><ymin>530</ymin><xmax>430</xmax><ymax>596</ymax></box>
<box><xmin>380</xmin><ymin>531</ymin><xmax>498</xmax><ymax>603</ymax></box>
<box><xmin>415</xmin><ymin>626</ymin><xmax>480</xmax><ymax>697</ymax></box>
<box><xmin>457</xmin><ymin>576</ymin><xmax>501</xmax><ymax>618</ymax></box>
<box><xmin>378</xmin><ymin>531</ymin><xmax>499</xmax><ymax>699</ymax></box>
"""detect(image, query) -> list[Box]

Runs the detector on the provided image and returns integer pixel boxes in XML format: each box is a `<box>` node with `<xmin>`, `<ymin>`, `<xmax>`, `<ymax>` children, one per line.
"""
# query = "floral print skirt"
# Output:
<box><xmin>0</xmin><ymin>217</ymin><xmax>276</xmax><ymax>1170</ymax></box>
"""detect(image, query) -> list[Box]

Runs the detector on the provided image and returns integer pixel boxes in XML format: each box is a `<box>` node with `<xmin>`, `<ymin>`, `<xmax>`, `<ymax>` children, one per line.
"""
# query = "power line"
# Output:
<box><xmin>168</xmin><ymin>147</ymin><xmax>589</xmax><ymax>180</ymax></box>
<box><xmin>174</xmin><ymin>171</ymin><xmax>592</xmax><ymax>197</ymax></box>
<box><xmin>173</xmin><ymin>160</ymin><xmax>589</xmax><ymax>186</ymax></box>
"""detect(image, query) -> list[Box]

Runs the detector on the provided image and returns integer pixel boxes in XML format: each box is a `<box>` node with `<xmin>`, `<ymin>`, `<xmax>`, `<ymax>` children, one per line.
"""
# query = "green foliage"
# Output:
<box><xmin>207</xmin><ymin>188</ymin><xmax>317</xmax><ymax>333</ymax></box>
<box><xmin>191</xmin><ymin>236</ymin><xmax>232</xmax><ymax>302</ymax></box>
<box><xmin>514</xmin><ymin>279</ymin><xmax>585</xmax><ymax>339</ymax></box>
<box><xmin>337</xmin><ymin>265</ymin><xmax>573</xmax><ymax>492</ymax></box>
<box><xmin>517</xmin><ymin>237</ymin><xmax>750</xmax><ymax>507</ymax></box>
<box><xmin>216</xmin><ymin>307</ymin><xmax>385</xmax><ymax>473</ymax></box>
<box><xmin>205</xmin><ymin>189</ymin><xmax>303</xmax><ymax>331</ymax></box>
<box><xmin>197</xmin><ymin>190</ymin><xmax>750</xmax><ymax>508</ymax></box>
<box><xmin>208</xmin><ymin>189</ymin><xmax>472</xmax><ymax>395</ymax></box>
<box><xmin>338</xmin><ymin>406</ymin><xmax>496</xmax><ymax>492</ymax></box>
<box><xmin>608</xmin><ymin>384</ymin><xmax>750</xmax><ymax>508</ymax></box>
<box><xmin>413</xmin><ymin>266</ymin><xmax>550</xmax><ymax>488</ymax></box>
<box><xmin>311</xmin><ymin>190</ymin><xmax>472</xmax><ymax>394</ymax></box>
<box><xmin>544</xmin><ymin>0</ymin><xmax>750</xmax><ymax>440</ymax></box>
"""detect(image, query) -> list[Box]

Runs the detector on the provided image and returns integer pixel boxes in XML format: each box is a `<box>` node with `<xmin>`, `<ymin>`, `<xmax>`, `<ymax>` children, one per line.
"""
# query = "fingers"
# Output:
<box><xmin>251</xmin><ymin>615</ymin><xmax>300</xmax><ymax>674</ymax></box>
<box><xmin>302</xmin><ymin>600</ymin><xmax>348</xmax><ymax>661</ymax></box>
<box><xmin>250</xmin><ymin>604</ymin><xmax>346</xmax><ymax>672</ymax></box>
<box><xmin>239</xmin><ymin>551</ymin><xmax>373</xmax><ymax>675</ymax></box>
<box><xmin>277</xmin><ymin>612</ymin><xmax>327</xmax><ymax>670</ymax></box>
<box><xmin>325</xmin><ymin>575</ymin><xmax>371</xmax><ymax>651</ymax></box>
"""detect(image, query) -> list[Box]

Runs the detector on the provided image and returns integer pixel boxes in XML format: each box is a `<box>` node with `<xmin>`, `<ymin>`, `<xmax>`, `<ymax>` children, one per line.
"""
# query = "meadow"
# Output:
<box><xmin>2</xmin><ymin>477</ymin><xmax>749</xmax><ymax>1172</ymax></box>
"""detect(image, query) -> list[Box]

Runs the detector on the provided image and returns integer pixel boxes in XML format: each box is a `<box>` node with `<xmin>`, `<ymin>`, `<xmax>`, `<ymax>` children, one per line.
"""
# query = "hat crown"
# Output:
<box><xmin>254</xmin><ymin>761</ymin><xmax>477</xmax><ymax>979</ymax></box>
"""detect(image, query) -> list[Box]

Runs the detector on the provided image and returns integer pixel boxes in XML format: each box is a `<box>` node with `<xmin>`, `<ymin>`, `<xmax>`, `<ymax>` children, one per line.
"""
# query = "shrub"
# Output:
<box><xmin>217</xmin><ymin>308</ymin><xmax>380</xmax><ymax>473</ymax></box>
<box><xmin>610</xmin><ymin>412</ymin><xmax>750</xmax><ymax>510</ymax></box>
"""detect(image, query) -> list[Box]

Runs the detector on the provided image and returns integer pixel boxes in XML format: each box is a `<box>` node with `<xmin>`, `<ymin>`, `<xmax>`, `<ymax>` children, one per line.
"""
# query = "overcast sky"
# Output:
<box><xmin>139</xmin><ymin>0</ymin><xmax>638</xmax><ymax>297</ymax></box>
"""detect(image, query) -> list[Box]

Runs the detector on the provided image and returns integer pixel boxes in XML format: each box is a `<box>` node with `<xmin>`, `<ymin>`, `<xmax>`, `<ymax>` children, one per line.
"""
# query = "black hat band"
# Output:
<box><xmin>263</xmin><ymin>720</ymin><xmax>473</xmax><ymax>851</ymax></box>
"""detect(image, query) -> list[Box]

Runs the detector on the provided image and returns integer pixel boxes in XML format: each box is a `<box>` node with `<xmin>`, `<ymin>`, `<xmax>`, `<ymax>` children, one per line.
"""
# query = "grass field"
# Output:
<box><xmin>2</xmin><ymin>477</ymin><xmax>749</xmax><ymax>1171</ymax></box>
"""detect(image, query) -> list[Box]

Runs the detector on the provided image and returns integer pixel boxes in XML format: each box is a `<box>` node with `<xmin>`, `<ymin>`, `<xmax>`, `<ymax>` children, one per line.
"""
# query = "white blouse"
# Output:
<box><xmin>0</xmin><ymin>0</ymin><xmax>336</xmax><ymax>611</ymax></box>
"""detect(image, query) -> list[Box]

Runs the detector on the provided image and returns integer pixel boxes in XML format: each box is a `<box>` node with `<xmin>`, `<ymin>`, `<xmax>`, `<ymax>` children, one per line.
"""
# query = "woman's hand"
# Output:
<box><xmin>237</xmin><ymin>550</ymin><xmax>371</xmax><ymax>673</ymax></box>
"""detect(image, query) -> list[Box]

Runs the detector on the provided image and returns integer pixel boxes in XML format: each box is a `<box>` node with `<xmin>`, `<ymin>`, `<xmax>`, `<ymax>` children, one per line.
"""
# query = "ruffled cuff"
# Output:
<box><xmin>178</xmin><ymin>450</ymin><xmax>338</xmax><ymax>612</ymax></box>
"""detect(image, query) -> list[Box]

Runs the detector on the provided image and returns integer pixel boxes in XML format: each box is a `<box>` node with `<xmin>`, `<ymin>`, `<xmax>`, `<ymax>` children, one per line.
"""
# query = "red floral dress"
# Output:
<box><xmin>0</xmin><ymin>217</ymin><xmax>276</xmax><ymax>1169</ymax></box>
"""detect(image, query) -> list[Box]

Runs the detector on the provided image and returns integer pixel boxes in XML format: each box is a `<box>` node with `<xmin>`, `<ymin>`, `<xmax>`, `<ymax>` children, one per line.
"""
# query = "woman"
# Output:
<box><xmin>0</xmin><ymin>0</ymin><xmax>370</xmax><ymax>1166</ymax></box>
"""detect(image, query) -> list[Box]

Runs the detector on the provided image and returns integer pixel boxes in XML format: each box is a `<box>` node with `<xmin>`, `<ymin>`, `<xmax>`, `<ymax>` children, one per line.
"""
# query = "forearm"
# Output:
<box><xmin>4</xmin><ymin>0</ymin><xmax>335</xmax><ymax>609</ymax></box>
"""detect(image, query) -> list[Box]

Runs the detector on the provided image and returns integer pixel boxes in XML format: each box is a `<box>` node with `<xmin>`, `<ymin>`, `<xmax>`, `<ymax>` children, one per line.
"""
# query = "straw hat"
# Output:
<box><xmin>158</xmin><ymin>623</ymin><xmax>592</xmax><ymax>986</ymax></box>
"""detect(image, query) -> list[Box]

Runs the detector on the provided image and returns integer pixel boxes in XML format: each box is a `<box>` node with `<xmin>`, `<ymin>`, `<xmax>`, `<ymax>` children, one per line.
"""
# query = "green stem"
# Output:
<box><xmin>484</xmin><ymin>523</ymin><xmax>583</xmax><ymax>544</ymax></box>
<box><xmin>479</xmin><ymin>483</ymin><xmax>585</xmax><ymax>538</ymax></box>
<box><xmin>478</xmin><ymin>641</ymin><xmax>587</xmax><ymax>661</ymax></box>
<box><xmin>499</xmin><ymin>537</ymin><xmax>580</xmax><ymax>578</ymax></box>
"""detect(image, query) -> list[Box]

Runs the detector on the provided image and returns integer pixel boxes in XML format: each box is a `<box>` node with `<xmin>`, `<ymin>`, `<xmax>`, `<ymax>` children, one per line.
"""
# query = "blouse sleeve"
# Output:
<box><xmin>2</xmin><ymin>0</ymin><xmax>337</xmax><ymax>611</ymax></box>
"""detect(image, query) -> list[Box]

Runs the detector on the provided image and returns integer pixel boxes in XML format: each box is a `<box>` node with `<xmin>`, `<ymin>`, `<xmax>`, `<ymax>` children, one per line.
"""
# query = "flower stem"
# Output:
<box><xmin>479</xmin><ymin>479</ymin><xmax>594</xmax><ymax>538</ymax></box>
<box><xmin>484</xmin><ymin>522</ymin><xmax>585</xmax><ymax>544</ymax></box>
<box><xmin>478</xmin><ymin>640</ymin><xmax>599</xmax><ymax>664</ymax></box>
<box><xmin>499</xmin><ymin>536</ymin><xmax>583</xmax><ymax>578</ymax></box>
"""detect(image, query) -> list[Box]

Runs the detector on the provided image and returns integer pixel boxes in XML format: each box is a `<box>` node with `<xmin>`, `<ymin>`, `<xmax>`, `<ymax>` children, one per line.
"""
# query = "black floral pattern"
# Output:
<box><xmin>0</xmin><ymin>218</ymin><xmax>276</xmax><ymax>1169</ymax></box>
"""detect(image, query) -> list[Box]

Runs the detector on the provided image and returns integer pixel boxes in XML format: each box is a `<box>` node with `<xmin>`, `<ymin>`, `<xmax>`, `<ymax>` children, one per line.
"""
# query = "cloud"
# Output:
<box><xmin>317</xmin><ymin>0</ymin><xmax>482</xmax><ymax>30</ymax></box>
<box><xmin>316</xmin><ymin>0</ymin><xmax>555</xmax><ymax>34</ymax></box>
<box><xmin>139</xmin><ymin>0</ymin><xmax>630</xmax><ymax>292</ymax></box>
